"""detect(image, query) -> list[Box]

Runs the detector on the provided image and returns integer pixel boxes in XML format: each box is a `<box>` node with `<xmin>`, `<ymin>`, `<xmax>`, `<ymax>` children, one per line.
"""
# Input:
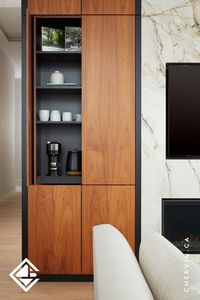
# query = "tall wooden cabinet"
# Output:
<box><xmin>22</xmin><ymin>0</ymin><xmax>140</xmax><ymax>280</ymax></box>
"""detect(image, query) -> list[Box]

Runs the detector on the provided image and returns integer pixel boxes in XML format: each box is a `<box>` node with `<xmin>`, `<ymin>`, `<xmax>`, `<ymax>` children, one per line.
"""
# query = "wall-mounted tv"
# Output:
<box><xmin>166</xmin><ymin>63</ymin><xmax>200</xmax><ymax>158</ymax></box>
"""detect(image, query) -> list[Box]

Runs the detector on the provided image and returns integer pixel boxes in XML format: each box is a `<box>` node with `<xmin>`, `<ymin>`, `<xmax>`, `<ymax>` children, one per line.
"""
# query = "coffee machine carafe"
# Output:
<box><xmin>46</xmin><ymin>141</ymin><xmax>61</xmax><ymax>176</ymax></box>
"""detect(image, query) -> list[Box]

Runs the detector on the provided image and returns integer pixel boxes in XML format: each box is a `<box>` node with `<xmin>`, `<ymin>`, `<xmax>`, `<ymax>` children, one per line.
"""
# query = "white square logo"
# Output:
<box><xmin>9</xmin><ymin>258</ymin><xmax>39</xmax><ymax>292</ymax></box>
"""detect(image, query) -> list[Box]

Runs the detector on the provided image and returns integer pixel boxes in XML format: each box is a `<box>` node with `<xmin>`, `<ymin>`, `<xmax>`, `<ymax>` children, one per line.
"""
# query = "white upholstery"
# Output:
<box><xmin>93</xmin><ymin>224</ymin><xmax>154</xmax><ymax>300</ymax></box>
<box><xmin>139</xmin><ymin>232</ymin><xmax>200</xmax><ymax>300</ymax></box>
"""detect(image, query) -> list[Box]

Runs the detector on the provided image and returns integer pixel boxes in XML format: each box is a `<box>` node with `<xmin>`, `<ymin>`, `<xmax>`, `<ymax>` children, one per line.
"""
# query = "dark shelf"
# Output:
<box><xmin>36</xmin><ymin>86</ymin><xmax>82</xmax><ymax>93</ymax></box>
<box><xmin>36</xmin><ymin>51</ymin><xmax>81</xmax><ymax>55</ymax></box>
<box><xmin>37</xmin><ymin>121</ymin><xmax>81</xmax><ymax>125</ymax></box>
<box><xmin>37</xmin><ymin>86</ymin><xmax>81</xmax><ymax>89</ymax></box>
<box><xmin>36</xmin><ymin>175</ymin><xmax>81</xmax><ymax>185</ymax></box>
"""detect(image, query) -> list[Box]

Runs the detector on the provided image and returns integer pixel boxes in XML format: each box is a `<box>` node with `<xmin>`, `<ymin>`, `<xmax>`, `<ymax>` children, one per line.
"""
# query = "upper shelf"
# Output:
<box><xmin>36</xmin><ymin>51</ymin><xmax>81</xmax><ymax>55</ymax></box>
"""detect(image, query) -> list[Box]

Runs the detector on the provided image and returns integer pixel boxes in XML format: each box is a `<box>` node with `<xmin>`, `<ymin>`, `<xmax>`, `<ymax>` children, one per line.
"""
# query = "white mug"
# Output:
<box><xmin>50</xmin><ymin>110</ymin><xmax>61</xmax><ymax>122</ymax></box>
<box><xmin>74</xmin><ymin>114</ymin><xmax>82</xmax><ymax>122</ymax></box>
<box><xmin>62</xmin><ymin>112</ymin><xmax>72</xmax><ymax>122</ymax></box>
<box><xmin>50</xmin><ymin>70</ymin><xmax>64</xmax><ymax>84</ymax></box>
<box><xmin>39</xmin><ymin>110</ymin><xmax>50</xmax><ymax>121</ymax></box>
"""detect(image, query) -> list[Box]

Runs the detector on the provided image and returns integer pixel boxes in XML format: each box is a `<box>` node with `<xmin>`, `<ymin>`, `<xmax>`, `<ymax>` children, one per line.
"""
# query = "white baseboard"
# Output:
<box><xmin>15</xmin><ymin>185</ymin><xmax>22</xmax><ymax>192</ymax></box>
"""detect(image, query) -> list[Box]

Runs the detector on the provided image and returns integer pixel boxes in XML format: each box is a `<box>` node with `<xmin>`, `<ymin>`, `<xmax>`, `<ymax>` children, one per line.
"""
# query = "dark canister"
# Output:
<box><xmin>66</xmin><ymin>149</ymin><xmax>81</xmax><ymax>176</ymax></box>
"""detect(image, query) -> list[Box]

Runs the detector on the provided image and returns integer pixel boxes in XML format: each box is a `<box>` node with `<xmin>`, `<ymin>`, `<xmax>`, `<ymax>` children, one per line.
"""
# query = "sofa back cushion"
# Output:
<box><xmin>93</xmin><ymin>224</ymin><xmax>154</xmax><ymax>300</ymax></box>
<box><xmin>139</xmin><ymin>232</ymin><xmax>200</xmax><ymax>300</ymax></box>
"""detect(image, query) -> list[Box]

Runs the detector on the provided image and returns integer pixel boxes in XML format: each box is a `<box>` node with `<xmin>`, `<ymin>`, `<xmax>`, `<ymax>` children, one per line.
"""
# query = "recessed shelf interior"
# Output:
<box><xmin>36</xmin><ymin>92</ymin><xmax>81</xmax><ymax>116</ymax></box>
<box><xmin>36</xmin><ymin>125</ymin><xmax>82</xmax><ymax>178</ymax></box>
<box><xmin>36</xmin><ymin>54</ymin><xmax>81</xmax><ymax>87</ymax></box>
<box><xmin>35</xmin><ymin>17</ymin><xmax>82</xmax><ymax>184</ymax></box>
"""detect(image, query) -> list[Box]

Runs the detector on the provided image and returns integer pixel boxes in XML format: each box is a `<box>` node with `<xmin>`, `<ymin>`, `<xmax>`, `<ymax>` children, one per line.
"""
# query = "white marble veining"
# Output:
<box><xmin>142</xmin><ymin>0</ymin><xmax>200</xmax><ymax>262</ymax></box>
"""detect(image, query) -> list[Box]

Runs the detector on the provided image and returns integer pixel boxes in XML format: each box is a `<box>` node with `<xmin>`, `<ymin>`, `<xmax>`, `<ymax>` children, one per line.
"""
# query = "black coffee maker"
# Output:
<box><xmin>46</xmin><ymin>141</ymin><xmax>61</xmax><ymax>176</ymax></box>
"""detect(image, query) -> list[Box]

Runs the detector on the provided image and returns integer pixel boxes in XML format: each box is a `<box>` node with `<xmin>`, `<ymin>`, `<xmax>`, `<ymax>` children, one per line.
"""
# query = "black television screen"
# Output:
<box><xmin>166</xmin><ymin>63</ymin><xmax>200</xmax><ymax>158</ymax></box>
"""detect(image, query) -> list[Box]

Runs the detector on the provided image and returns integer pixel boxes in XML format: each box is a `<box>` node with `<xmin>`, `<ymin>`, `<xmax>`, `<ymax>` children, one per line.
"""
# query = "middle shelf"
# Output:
<box><xmin>36</xmin><ymin>86</ymin><xmax>82</xmax><ymax>93</ymax></box>
<box><xmin>36</xmin><ymin>121</ymin><xmax>81</xmax><ymax>125</ymax></box>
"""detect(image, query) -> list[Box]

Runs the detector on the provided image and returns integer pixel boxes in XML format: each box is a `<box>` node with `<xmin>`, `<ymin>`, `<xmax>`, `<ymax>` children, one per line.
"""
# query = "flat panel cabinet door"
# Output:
<box><xmin>28</xmin><ymin>185</ymin><xmax>81</xmax><ymax>274</ymax></box>
<box><xmin>82</xmin><ymin>16</ymin><xmax>135</xmax><ymax>185</ymax></box>
<box><xmin>82</xmin><ymin>185</ymin><xmax>135</xmax><ymax>274</ymax></box>
<box><xmin>27</xmin><ymin>0</ymin><xmax>81</xmax><ymax>15</ymax></box>
<box><xmin>82</xmin><ymin>0</ymin><xmax>135</xmax><ymax>14</ymax></box>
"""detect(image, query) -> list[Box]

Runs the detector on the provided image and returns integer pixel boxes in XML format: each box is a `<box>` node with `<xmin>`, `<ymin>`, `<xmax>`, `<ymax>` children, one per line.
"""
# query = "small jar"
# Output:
<box><xmin>50</xmin><ymin>70</ymin><xmax>64</xmax><ymax>84</ymax></box>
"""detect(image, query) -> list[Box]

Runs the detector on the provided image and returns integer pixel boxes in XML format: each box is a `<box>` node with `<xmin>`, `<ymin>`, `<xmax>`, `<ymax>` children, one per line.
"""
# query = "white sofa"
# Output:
<box><xmin>93</xmin><ymin>224</ymin><xmax>200</xmax><ymax>300</ymax></box>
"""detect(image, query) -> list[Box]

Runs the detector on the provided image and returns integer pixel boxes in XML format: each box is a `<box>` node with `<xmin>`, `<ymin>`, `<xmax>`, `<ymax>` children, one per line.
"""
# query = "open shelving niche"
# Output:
<box><xmin>34</xmin><ymin>17</ymin><xmax>82</xmax><ymax>185</ymax></box>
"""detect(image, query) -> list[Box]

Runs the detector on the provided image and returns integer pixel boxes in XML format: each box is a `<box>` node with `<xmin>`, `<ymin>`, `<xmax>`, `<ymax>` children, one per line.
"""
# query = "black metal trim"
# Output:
<box><xmin>135</xmin><ymin>0</ymin><xmax>141</xmax><ymax>16</ymax></box>
<box><xmin>22</xmin><ymin>0</ymin><xmax>28</xmax><ymax>260</ymax></box>
<box><xmin>135</xmin><ymin>0</ymin><xmax>141</xmax><ymax>259</ymax></box>
<box><xmin>22</xmin><ymin>0</ymin><xmax>26</xmax><ymax>15</ymax></box>
<box><xmin>39</xmin><ymin>274</ymin><xmax>93</xmax><ymax>282</ymax></box>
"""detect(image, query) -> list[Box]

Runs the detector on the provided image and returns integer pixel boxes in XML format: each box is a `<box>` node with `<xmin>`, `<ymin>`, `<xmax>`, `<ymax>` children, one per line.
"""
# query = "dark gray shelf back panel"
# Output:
<box><xmin>37</xmin><ymin>126</ymin><xmax>81</xmax><ymax>177</ymax></box>
<box><xmin>37</xmin><ymin>55</ymin><xmax>81</xmax><ymax>87</ymax></box>
<box><xmin>37</xmin><ymin>93</ymin><xmax>81</xmax><ymax>120</ymax></box>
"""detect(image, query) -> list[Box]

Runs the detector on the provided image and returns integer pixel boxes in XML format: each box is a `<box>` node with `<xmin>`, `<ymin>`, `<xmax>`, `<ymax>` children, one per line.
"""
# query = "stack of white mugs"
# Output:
<box><xmin>39</xmin><ymin>110</ymin><xmax>82</xmax><ymax>122</ymax></box>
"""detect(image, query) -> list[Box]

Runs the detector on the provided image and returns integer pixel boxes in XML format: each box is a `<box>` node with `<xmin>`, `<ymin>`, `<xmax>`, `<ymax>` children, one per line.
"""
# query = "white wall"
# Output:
<box><xmin>0</xmin><ymin>48</ymin><xmax>15</xmax><ymax>197</ymax></box>
<box><xmin>142</xmin><ymin>0</ymin><xmax>200</xmax><ymax>265</ymax></box>
<box><xmin>0</xmin><ymin>27</ymin><xmax>21</xmax><ymax>197</ymax></box>
<box><xmin>15</xmin><ymin>78</ymin><xmax>21</xmax><ymax>190</ymax></box>
<box><xmin>142</xmin><ymin>0</ymin><xmax>200</xmax><ymax>236</ymax></box>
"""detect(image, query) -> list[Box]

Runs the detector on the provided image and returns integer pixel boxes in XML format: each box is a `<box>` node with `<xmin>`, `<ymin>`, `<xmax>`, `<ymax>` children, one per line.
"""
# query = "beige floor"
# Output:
<box><xmin>0</xmin><ymin>193</ymin><xmax>94</xmax><ymax>300</ymax></box>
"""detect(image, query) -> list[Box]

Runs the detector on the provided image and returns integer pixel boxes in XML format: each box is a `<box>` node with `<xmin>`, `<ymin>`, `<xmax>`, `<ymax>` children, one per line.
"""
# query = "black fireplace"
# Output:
<box><xmin>162</xmin><ymin>199</ymin><xmax>200</xmax><ymax>254</ymax></box>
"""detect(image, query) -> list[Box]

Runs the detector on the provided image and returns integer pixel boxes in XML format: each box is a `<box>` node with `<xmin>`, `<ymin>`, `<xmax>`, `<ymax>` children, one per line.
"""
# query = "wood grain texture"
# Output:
<box><xmin>27</xmin><ymin>0</ymin><xmax>81</xmax><ymax>15</ymax></box>
<box><xmin>82</xmin><ymin>16</ymin><xmax>135</xmax><ymax>185</ymax></box>
<box><xmin>0</xmin><ymin>193</ymin><xmax>94</xmax><ymax>299</ymax></box>
<box><xmin>82</xmin><ymin>0</ymin><xmax>135</xmax><ymax>14</ymax></box>
<box><xmin>28</xmin><ymin>185</ymin><xmax>81</xmax><ymax>274</ymax></box>
<box><xmin>26</xmin><ymin>10</ymin><xmax>33</xmax><ymax>186</ymax></box>
<box><xmin>82</xmin><ymin>185</ymin><xmax>135</xmax><ymax>274</ymax></box>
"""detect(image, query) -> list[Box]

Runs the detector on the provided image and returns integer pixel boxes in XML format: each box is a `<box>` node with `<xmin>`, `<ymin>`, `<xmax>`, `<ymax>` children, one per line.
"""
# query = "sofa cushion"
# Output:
<box><xmin>139</xmin><ymin>232</ymin><xmax>200</xmax><ymax>300</ymax></box>
<box><xmin>93</xmin><ymin>224</ymin><xmax>154</xmax><ymax>300</ymax></box>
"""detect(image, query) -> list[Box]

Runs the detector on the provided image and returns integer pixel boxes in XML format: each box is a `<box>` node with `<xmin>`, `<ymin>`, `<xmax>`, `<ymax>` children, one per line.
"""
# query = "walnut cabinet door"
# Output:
<box><xmin>82</xmin><ymin>185</ymin><xmax>135</xmax><ymax>274</ymax></box>
<box><xmin>27</xmin><ymin>0</ymin><xmax>81</xmax><ymax>15</ymax></box>
<box><xmin>82</xmin><ymin>16</ymin><xmax>135</xmax><ymax>185</ymax></box>
<box><xmin>82</xmin><ymin>0</ymin><xmax>135</xmax><ymax>14</ymax></box>
<box><xmin>28</xmin><ymin>185</ymin><xmax>81</xmax><ymax>274</ymax></box>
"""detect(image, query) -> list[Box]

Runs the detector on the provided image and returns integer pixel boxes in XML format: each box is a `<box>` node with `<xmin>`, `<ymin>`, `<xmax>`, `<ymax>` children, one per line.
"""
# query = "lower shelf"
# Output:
<box><xmin>36</xmin><ymin>175</ymin><xmax>81</xmax><ymax>185</ymax></box>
